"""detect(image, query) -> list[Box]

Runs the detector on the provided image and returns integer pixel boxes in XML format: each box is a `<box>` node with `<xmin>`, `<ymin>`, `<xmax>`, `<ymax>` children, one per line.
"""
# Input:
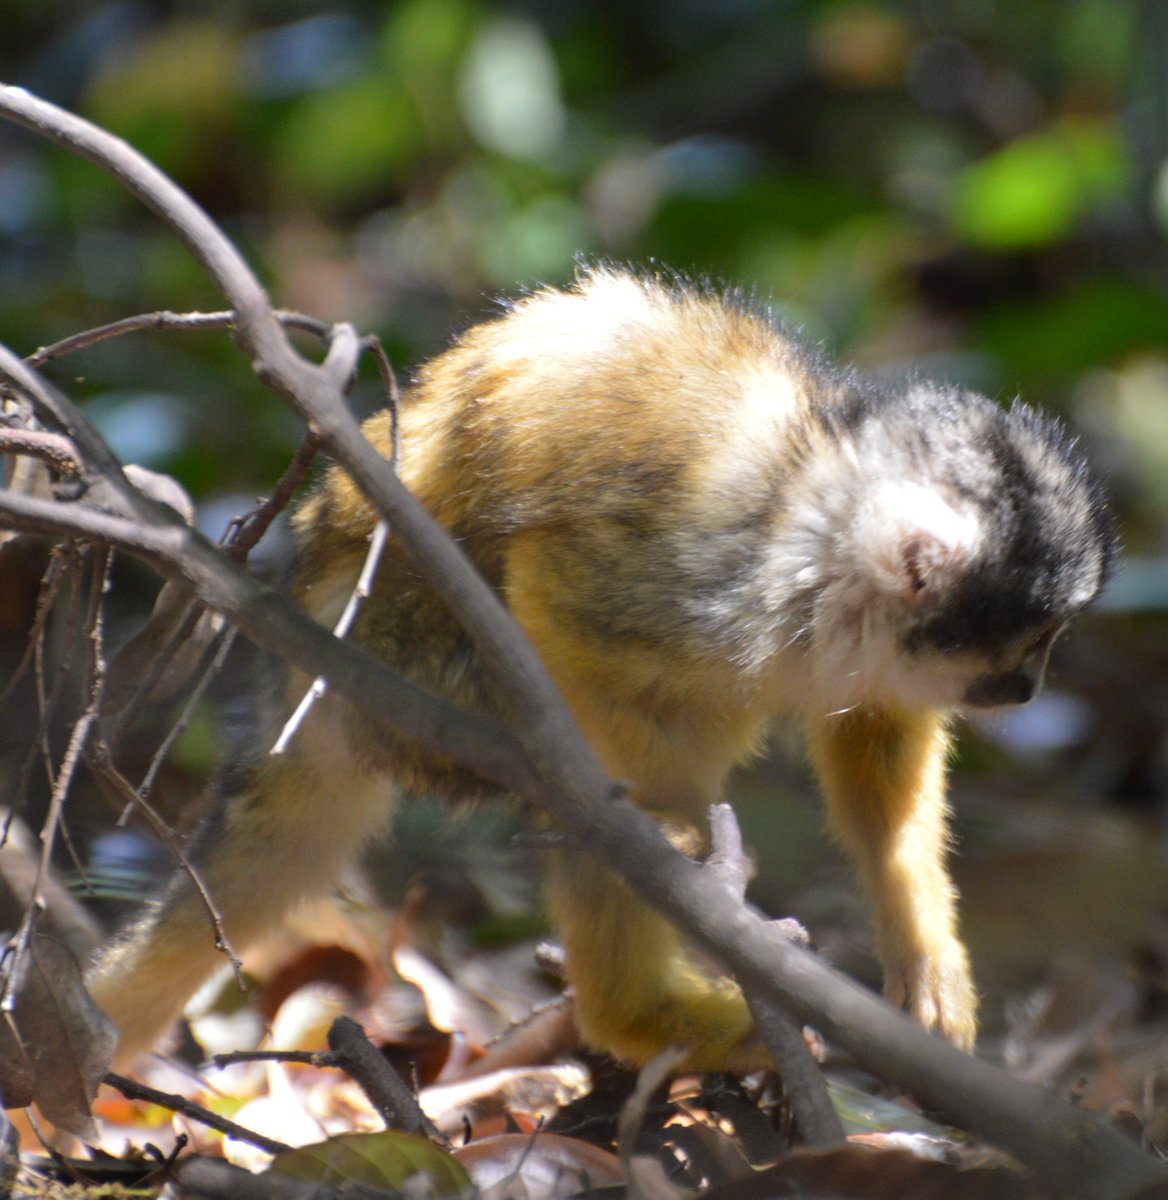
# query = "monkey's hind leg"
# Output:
<box><xmin>545</xmin><ymin>849</ymin><xmax>766</xmax><ymax>1073</ymax></box>
<box><xmin>87</xmin><ymin>747</ymin><xmax>395</xmax><ymax>1071</ymax></box>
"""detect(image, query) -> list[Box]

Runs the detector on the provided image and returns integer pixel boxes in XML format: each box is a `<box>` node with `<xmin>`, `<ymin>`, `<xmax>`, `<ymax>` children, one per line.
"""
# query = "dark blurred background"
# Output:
<box><xmin>2</xmin><ymin>0</ymin><xmax>1168</xmax><ymax>1067</ymax></box>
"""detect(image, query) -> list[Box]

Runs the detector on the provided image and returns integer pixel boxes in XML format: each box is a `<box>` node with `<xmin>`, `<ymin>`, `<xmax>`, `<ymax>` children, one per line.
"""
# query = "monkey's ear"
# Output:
<box><xmin>857</xmin><ymin>482</ymin><xmax>980</xmax><ymax>604</ymax></box>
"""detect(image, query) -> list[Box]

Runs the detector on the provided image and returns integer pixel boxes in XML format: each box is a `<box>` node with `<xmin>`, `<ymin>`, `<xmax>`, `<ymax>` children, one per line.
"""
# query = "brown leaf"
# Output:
<box><xmin>455</xmin><ymin>1131</ymin><xmax>625</xmax><ymax>1196</ymax></box>
<box><xmin>0</xmin><ymin>1017</ymin><xmax>35</xmax><ymax>1109</ymax></box>
<box><xmin>421</xmin><ymin>1061</ymin><xmax>591</xmax><ymax>1135</ymax></box>
<box><xmin>700</xmin><ymin>1143</ymin><xmax>1047</xmax><ymax>1199</ymax></box>
<box><xmin>0</xmin><ymin>933</ymin><xmax>116</xmax><ymax>1139</ymax></box>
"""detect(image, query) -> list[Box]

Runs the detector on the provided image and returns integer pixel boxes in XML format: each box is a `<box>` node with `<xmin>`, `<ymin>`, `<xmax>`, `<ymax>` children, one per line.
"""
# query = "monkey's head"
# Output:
<box><xmin>812</xmin><ymin>387</ymin><xmax>1115</xmax><ymax>714</ymax></box>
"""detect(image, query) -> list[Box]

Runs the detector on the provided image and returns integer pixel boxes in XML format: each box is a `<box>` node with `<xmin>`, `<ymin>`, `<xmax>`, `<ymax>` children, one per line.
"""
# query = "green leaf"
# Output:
<box><xmin>272</xmin><ymin>1131</ymin><xmax>471</xmax><ymax>1195</ymax></box>
<box><xmin>273</xmin><ymin>79</ymin><xmax>423</xmax><ymax>203</ymax></box>
<box><xmin>976</xmin><ymin>279</ymin><xmax>1168</xmax><ymax>388</ymax></box>
<box><xmin>953</xmin><ymin>120</ymin><xmax>1128</xmax><ymax>249</ymax></box>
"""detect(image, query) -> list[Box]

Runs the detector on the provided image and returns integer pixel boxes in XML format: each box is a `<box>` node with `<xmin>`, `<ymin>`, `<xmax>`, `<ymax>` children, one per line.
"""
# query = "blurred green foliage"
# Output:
<box><xmin>4</xmin><ymin>4</ymin><xmax>1168</xmax><ymax>989</ymax></box>
<box><xmin>1</xmin><ymin>0</ymin><xmax>1166</xmax><ymax>538</ymax></box>
<box><xmin>953</xmin><ymin>120</ymin><xmax>1129</xmax><ymax>248</ymax></box>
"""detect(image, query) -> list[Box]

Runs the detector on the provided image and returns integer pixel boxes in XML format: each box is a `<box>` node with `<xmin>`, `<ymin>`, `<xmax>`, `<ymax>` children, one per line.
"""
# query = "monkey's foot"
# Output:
<box><xmin>572</xmin><ymin>973</ymin><xmax>770</xmax><ymax>1074</ymax></box>
<box><xmin>884</xmin><ymin>942</ymin><xmax>977</xmax><ymax>1051</ymax></box>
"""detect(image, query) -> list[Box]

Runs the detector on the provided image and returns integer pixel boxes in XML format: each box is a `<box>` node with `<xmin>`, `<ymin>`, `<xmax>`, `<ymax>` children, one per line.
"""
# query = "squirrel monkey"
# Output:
<box><xmin>88</xmin><ymin>266</ymin><xmax>1114</xmax><ymax>1071</ymax></box>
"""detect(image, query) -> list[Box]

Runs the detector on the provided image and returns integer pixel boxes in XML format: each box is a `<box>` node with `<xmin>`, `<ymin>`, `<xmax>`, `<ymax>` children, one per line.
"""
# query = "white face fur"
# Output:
<box><xmin>810</xmin><ymin>479</ymin><xmax>1064</xmax><ymax>714</ymax></box>
<box><xmin>809</xmin><ymin>601</ymin><xmax>1061</xmax><ymax>715</ymax></box>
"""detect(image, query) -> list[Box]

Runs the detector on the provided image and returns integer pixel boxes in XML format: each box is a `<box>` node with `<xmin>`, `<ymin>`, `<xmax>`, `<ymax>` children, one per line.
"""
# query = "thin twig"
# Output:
<box><xmin>360</xmin><ymin>334</ymin><xmax>402</xmax><ymax>471</ymax></box>
<box><xmin>746</xmin><ymin>995</ymin><xmax>842</xmax><ymax>1148</ymax></box>
<box><xmin>102</xmin><ymin>1072</ymin><xmax>291</xmax><ymax>1156</ymax></box>
<box><xmin>223</xmin><ymin>432</ymin><xmax>321</xmax><ymax>562</ymax></box>
<box><xmin>0</xmin><ymin>538</ymin><xmax>65</xmax><ymax>709</ymax></box>
<box><xmin>270</xmin><ymin>518</ymin><xmax>389</xmax><ymax>755</ymax></box>
<box><xmin>703</xmin><ymin>805</ymin><xmax>842</xmax><ymax>1147</ymax></box>
<box><xmin>0</xmin><ymin>428</ymin><xmax>81</xmax><ymax>477</ymax></box>
<box><xmin>54</xmin><ymin>546</ymin><xmax>111</xmax><ymax>885</ymax></box>
<box><xmin>616</xmin><ymin>1044</ymin><xmax>688</xmax><ymax>1186</ymax></box>
<box><xmin>32</xmin><ymin>544</ymin><xmax>85</xmax><ymax>796</ymax></box>
<box><xmin>26</xmin><ymin>309</ymin><xmax>336</xmax><ymax>369</ymax></box>
<box><xmin>87</xmin><ymin>741</ymin><xmax>243</xmax><ymax>982</ymax></box>
<box><xmin>137</xmin><ymin>626</ymin><xmax>237</xmax><ymax>800</ymax></box>
<box><xmin>212</xmin><ymin>1048</ymin><xmax>322</xmax><ymax>1068</ymax></box>
<box><xmin>269</xmin><ymin>331</ymin><xmax>391</xmax><ymax>750</ymax></box>
<box><xmin>326</xmin><ymin>1015</ymin><xmax>440</xmax><ymax>1141</ymax></box>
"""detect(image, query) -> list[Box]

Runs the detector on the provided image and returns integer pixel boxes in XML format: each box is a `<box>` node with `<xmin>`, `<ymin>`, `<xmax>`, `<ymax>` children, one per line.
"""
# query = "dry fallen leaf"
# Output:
<box><xmin>0</xmin><ymin>933</ymin><xmax>116</xmax><ymax>1139</ymax></box>
<box><xmin>700</xmin><ymin>1143</ymin><xmax>1047</xmax><ymax>1199</ymax></box>
<box><xmin>454</xmin><ymin>1131</ymin><xmax>624</xmax><ymax>1197</ymax></box>
<box><xmin>421</xmin><ymin>1061</ymin><xmax>591</xmax><ymax>1134</ymax></box>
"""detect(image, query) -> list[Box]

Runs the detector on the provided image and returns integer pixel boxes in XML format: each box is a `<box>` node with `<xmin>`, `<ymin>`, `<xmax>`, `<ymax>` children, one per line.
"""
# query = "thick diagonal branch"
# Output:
<box><xmin>0</xmin><ymin>85</ymin><xmax>1163</xmax><ymax>1197</ymax></box>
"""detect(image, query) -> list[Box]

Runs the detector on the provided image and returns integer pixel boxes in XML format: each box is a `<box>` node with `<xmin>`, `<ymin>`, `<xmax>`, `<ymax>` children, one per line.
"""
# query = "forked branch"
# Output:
<box><xmin>0</xmin><ymin>85</ymin><xmax>1162</xmax><ymax>1197</ymax></box>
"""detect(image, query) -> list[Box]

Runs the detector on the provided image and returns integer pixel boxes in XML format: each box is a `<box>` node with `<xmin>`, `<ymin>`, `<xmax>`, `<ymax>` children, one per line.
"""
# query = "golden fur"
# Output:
<box><xmin>89</xmin><ymin>266</ymin><xmax>1113</xmax><ymax>1069</ymax></box>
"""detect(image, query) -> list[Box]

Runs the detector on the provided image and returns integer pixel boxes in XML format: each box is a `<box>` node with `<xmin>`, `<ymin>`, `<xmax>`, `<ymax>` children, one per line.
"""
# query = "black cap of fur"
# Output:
<box><xmin>833</xmin><ymin>382</ymin><xmax>1116</xmax><ymax>655</ymax></box>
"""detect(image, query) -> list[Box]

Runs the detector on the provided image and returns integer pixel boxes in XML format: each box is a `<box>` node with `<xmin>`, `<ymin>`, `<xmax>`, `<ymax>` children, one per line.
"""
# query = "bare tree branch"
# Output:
<box><xmin>0</xmin><ymin>86</ymin><xmax>605</xmax><ymax>808</ymax></box>
<box><xmin>102</xmin><ymin>1072</ymin><xmax>291</xmax><ymax>1156</ymax></box>
<box><xmin>0</xmin><ymin>478</ymin><xmax>535</xmax><ymax>799</ymax></box>
<box><xmin>326</xmin><ymin>1015</ymin><xmax>440</xmax><ymax>1140</ymax></box>
<box><xmin>25</xmin><ymin>308</ymin><xmax>337</xmax><ymax>369</ymax></box>
<box><xmin>0</xmin><ymin>84</ymin><xmax>1164</xmax><ymax>1197</ymax></box>
<box><xmin>0</xmin><ymin>429</ymin><xmax>80</xmax><ymax>477</ymax></box>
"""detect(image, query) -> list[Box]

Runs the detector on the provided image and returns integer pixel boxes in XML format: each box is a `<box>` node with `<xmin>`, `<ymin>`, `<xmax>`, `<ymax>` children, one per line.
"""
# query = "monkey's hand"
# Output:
<box><xmin>884</xmin><ymin>937</ymin><xmax>977</xmax><ymax>1052</ymax></box>
<box><xmin>809</xmin><ymin>706</ymin><xmax>979</xmax><ymax>1053</ymax></box>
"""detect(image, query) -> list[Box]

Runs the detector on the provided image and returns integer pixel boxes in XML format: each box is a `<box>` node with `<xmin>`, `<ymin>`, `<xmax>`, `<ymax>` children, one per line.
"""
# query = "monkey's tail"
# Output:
<box><xmin>87</xmin><ymin>748</ymin><xmax>395</xmax><ymax>1072</ymax></box>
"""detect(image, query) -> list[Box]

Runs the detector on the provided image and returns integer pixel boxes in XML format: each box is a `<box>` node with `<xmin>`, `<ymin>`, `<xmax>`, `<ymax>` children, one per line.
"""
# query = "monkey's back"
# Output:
<box><xmin>290</xmin><ymin>270</ymin><xmax>830</xmax><ymax>792</ymax></box>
